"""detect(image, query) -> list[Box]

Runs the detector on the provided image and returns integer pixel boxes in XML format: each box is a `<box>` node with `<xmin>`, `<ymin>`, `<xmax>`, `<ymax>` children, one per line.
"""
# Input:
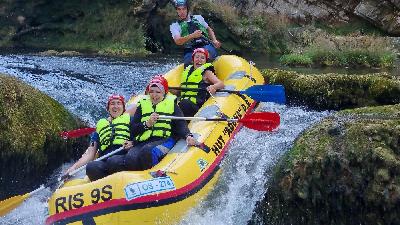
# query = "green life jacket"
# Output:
<box><xmin>136</xmin><ymin>95</ymin><xmax>176</xmax><ymax>142</ymax></box>
<box><xmin>180</xmin><ymin>63</ymin><xmax>213</xmax><ymax>104</ymax></box>
<box><xmin>179</xmin><ymin>16</ymin><xmax>209</xmax><ymax>49</ymax></box>
<box><xmin>96</xmin><ymin>113</ymin><xmax>131</xmax><ymax>152</ymax></box>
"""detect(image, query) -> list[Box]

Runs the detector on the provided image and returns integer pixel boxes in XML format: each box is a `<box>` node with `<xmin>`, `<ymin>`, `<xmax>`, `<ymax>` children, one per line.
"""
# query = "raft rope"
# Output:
<box><xmin>162</xmin><ymin>154</ymin><xmax>185</xmax><ymax>175</ymax></box>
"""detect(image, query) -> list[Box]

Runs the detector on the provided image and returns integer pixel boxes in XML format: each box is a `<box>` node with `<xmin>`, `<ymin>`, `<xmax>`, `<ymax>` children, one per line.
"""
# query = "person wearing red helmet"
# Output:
<box><xmin>63</xmin><ymin>94</ymin><xmax>137</xmax><ymax>181</ymax></box>
<box><xmin>145</xmin><ymin>74</ymin><xmax>169</xmax><ymax>94</ymax></box>
<box><xmin>176</xmin><ymin>47</ymin><xmax>224</xmax><ymax>117</ymax></box>
<box><xmin>123</xmin><ymin>76</ymin><xmax>196</xmax><ymax>171</ymax></box>
<box><xmin>170</xmin><ymin>0</ymin><xmax>220</xmax><ymax>65</ymax></box>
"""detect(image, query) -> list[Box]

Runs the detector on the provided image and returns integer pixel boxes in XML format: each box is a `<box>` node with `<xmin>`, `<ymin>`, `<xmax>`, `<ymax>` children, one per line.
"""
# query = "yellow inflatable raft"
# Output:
<box><xmin>46</xmin><ymin>55</ymin><xmax>265</xmax><ymax>225</ymax></box>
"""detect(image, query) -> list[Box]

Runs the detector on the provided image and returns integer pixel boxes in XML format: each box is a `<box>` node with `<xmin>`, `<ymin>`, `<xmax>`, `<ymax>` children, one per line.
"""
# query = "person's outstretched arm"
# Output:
<box><xmin>64</xmin><ymin>142</ymin><xmax>98</xmax><ymax>175</ymax></box>
<box><xmin>207</xmin><ymin>26</ymin><xmax>221</xmax><ymax>48</ymax></box>
<box><xmin>171</xmin><ymin>104</ymin><xmax>196</xmax><ymax>146</ymax></box>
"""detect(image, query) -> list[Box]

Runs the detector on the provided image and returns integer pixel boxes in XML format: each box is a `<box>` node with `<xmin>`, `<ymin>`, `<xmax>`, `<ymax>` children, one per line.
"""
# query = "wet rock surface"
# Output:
<box><xmin>251</xmin><ymin>95</ymin><xmax>400</xmax><ymax>224</ymax></box>
<box><xmin>0</xmin><ymin>74</ymin><xmax>87</xmax><ymax>199</ymax></box>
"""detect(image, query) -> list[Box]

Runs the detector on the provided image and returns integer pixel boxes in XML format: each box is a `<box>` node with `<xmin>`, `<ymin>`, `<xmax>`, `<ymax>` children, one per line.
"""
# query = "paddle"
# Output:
<box><xmin>59</xmin><ymin>146</ymin><xmax>125</xmax><ymax>181</ymax></box>
<box><xmin>159</xmin><ymin>111</ymin><xmax>280</xmax><ymax>131</ymax></box>
<box><xmin>0</xmin><ymin>186</ymin><xmax>45</xmax><ymax>217</ymax></box>
<box><xmin>0</xmin><ymin>146</ymin><xmax>125</xmax><ymax>216</ymax></box>
<box><xmin>170</xmin><ymin>84</ymin><xmax>286</xmax><ymax>104</ymax></box>
<box><xmin>60</xmin><ymin>127</ymin><xmax>96</xmax><ymax>139</ymax></box>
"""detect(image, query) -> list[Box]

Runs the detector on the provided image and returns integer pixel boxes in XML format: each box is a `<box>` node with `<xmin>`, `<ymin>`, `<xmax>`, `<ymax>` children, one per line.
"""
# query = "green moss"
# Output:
<box><xmin>258</xmin><ymin>104</ymin><xmax>400</xmax><ymax>225</ymax></box>
<box><xmin>0</xmin><ymin>73</ymin><xmax>87</xmax><ymax>198</ymax></box>
<box><xmin>263</xmin><ymin>69</ymin><xmax>400</xmax><ymax>110</ymax></box>
<box><xmin>1</xmin><ymin>77</ymin><xmax>70</xmax><ymax>153</ymax></box>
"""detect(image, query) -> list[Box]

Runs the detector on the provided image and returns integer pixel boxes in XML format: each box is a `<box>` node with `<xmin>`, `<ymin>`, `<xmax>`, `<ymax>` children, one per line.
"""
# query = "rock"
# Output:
<box><xmin>0</xmin><ymin>74</ymin><xmax>87</xmax><ymax>199</ymax></box>
<box><xmin>354</xmin><ymin>0</ymin><xmax>400</xmax><ymax>36</ymax></box>
<box><xmin>38</xmin><ymin>50</ymin><xmax>60</xmax><ymax>56</ymax></box>
<box><xmin>59</xmin><ymin>51</ymin><xmax>81</xmax><ymax>56</ymax></box>
<box><xmin>251</xmin><ymin>104</ymin><xmax>400</xmax><ymax>225</ymax></box>
<box><xmin>264</xmin><ymin>69</ymin><xmax>400</xmax><ymax>110</ymax></box>
<box><xmin>38</xmin><ymin>50</ymin><xmax>81</xmax><ymax>56</ymax></box>
<box><xmin>233</xmin><ymin>0</ymin><xmax>400</xmax><ymax>35</ymax></box>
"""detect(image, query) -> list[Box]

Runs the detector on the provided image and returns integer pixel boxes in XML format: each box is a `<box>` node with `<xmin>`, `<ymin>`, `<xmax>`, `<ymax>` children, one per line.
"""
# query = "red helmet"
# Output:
<box><xmin>107</xmin><ymin>94</ymin><xmax>125</xmax><ymax>111</ymax></box>
<box><xmin>192</xmin><ymin>48</ymin><xmax>209</xmax><ymax>61</ymax></box>
<box><xmin>146</xmin><ymin>75</ymin><xmax>169</xmax><ymax>94</ymax></box>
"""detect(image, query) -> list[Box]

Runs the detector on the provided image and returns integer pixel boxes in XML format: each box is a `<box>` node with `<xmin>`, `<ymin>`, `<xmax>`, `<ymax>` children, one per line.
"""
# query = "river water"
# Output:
<box><xmin>0</xmin><ymin>54</ymin><xmax>331</xmax><ymax>224</ymax></box>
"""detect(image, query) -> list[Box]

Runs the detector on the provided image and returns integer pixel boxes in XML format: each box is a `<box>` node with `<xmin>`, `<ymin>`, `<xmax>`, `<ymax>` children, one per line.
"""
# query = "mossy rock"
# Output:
<box><xmin>263</xmin><ymin>69</ymin><xmax>400</xmax><ymax>110</ymax></box>
<box><xmin>252</xmin><ymin>104</ymin><xmax>400</xmax><ymax>225</ymax></box>
<box><xmin>0</xmin><ymin>74</ymin><xmax>87</xmax><ymax>199</ymax></box>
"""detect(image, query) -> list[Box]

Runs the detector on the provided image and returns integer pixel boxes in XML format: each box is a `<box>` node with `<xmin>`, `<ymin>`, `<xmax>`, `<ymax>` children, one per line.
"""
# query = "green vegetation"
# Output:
<box><xmin>281</xmin><ymin>48</ymin><xmax>396</xmax><ymax>68</ymax></box>
<box><xmin>195</xmin><ymin>0</ymin><xmax>292</xmax><ymax>54</ymax></box>
<box><xmin>239</xmin><ymin>12</ymin><xmax>291</xmax><ymax>54</ymax></box>
<box><xmin>0</xmin><ymin>0</ymin><xmax>398</xmax><ymax>66</ymax></box>
<box><xmin>11</xmin><ymin>0</ymin><xmax>148</xmax><ymax>55</ymax></box>
<box><xmin>0</xmin><ymin>74</ymin><xmax>87</xmax><ymax>197</ymax></box>
<box><xmin>280</xmin><ymin>53</ymin><xmax>313</xmax><ymax>66</ymax></box>
<box><xmin>280</xmin><ymin>30</ymin><xmax>396</xmax><ymax>68</ymax></box>
<box><xmin>263</xmin><ymin>69</ymin><xmax>400</xmax><ymax>110</ymax></box>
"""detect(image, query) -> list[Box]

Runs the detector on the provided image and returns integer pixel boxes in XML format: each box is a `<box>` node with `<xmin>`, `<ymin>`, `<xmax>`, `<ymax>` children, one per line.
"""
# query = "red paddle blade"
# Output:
<box><xmin>238</xmin><ymin>112</ymin><xmax>280</xmax><ymax>131</ymax></box>
<box><xmin>60</xmin><ymin>127</ymin><xmax>96</xmax><ymax>139</ymax></box>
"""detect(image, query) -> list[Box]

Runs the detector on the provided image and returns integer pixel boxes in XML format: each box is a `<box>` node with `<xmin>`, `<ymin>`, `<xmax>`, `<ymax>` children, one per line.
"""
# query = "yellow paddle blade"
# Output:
<box><xmin>0</xmin><ymin>193</ymin><xmax>29</xmax><ymax>217</ymax></box>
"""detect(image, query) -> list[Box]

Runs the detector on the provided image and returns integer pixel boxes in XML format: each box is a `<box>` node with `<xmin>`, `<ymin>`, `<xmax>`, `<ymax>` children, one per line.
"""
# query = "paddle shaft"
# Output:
<box><xmin>170</xmin><ymin>85</ymin><xmax>286</xmax><ymax>104</ymax></box>
<box><xmin>60</xmin><ymin>146</ymin><xmax>125</xmax><ymax>180</ymax></box>
<box><xmin>160</xmin><ymin>115</ymin><xmax>239</xmax><ymax>123</ymax></box>
<box><xmin>170</xmin><ymin>86</ymin><xmax>241</xmax><ymax>95</ymax></box>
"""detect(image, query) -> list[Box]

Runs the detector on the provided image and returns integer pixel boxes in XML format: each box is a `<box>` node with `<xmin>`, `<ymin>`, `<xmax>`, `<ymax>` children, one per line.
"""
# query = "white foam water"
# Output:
<box><xmin>178</xmin><ymin>103</ymin><xmax>330</xmax><ymax>225</ymax></box>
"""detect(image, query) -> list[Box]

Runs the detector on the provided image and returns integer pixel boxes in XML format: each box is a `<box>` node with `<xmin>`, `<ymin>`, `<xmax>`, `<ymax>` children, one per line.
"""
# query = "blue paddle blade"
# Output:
<box><xmin>240</xmin><ymin>84</ymin><xmax>286</xmax><ymax>104</ymax></box>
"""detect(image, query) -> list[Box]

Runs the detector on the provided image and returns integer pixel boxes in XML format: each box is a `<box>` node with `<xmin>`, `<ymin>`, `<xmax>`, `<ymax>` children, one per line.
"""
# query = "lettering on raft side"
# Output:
<box><xmin>210</xmin><ymin>97</ymin><xmax>252</xmax><ymax>157</ymax></box>
<box><xmin>55</xmin><ymin>185</ymin><xmax>113</xmax><ymax>213</ymax></box>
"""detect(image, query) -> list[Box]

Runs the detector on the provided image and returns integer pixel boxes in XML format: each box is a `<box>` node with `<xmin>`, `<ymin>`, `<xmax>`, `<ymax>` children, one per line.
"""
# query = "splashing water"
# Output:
<box><xmin>0</xmin><ymin>54</ymin><xmax>178</xmax><ymax>125</ymax></box>
<box><xmin>178</xmin><ymin>103</ymin><xmax>331</xmax><ymax>225</ymax></box>
<box><xmin>0</xmin><ymin>54</ymin><xmax>331</xmax><ymax>224</ymax></box>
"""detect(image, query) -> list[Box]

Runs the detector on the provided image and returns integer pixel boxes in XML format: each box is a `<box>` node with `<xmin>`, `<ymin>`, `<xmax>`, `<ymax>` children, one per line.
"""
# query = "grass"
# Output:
<box><xmin>280</xmin><ymin>53</ymin><xmax>313</xmax><ymax>66</ymax></box>
<box><xmin>281</xmin><ymin>32</ymin><xmax>396</xmax><ymax>68</ymax></box>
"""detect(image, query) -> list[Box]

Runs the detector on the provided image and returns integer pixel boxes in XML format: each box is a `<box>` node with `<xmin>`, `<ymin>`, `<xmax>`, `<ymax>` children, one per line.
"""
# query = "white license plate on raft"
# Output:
<box><xmin>124</xmin><ymin>176</ymin><xmax>176</xmax><ymax>200</ymax></box>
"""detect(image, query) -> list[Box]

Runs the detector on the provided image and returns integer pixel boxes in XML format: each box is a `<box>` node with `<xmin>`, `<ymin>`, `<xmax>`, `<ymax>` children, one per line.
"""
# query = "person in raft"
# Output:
<box><xmin>170</xmin><ymin>0</ymin><xmax>221</xmax><ymax>65</ymax></box>
<box><xmin>124</xmin><ymin>76</ymin><xmax>197</xmax><ymax>171</ymax></box>
<box><xmin>64</xmin><ymin>94</ymin><xmax>136</xmax><ymax>181</ymax></box>
<box><xmin>174</xmin><ymin>47</ymin><xmax>224</xmax><ymax>117</ymax></box>
<box><xmin>63</xmin><ymin>94</ymin><xmax>135</xmax><ymax>181</ymax></box>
